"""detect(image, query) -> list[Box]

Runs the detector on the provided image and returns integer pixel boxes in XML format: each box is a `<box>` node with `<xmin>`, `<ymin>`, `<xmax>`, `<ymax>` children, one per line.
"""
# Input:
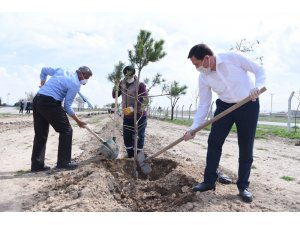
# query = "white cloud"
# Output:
<box><xmin>0</xmin><ymin>2</ymin><xmax>299</xmax><ymax>112</ymax></box>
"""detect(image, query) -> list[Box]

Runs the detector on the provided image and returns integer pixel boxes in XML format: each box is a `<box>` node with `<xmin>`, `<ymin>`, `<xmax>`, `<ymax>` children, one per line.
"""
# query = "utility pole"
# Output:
<box><xmin>270</xmin><ymin>93</ymin><xmax>274</xmax><ymax>115</ymax></box>
<box><xmin>7</xmin><ymin>92</ymin><xmax>10</xmax><ymax>105</ymax></box>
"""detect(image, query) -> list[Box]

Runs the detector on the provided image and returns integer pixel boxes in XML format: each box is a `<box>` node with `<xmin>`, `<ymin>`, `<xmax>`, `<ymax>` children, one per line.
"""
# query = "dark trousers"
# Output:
<box><xmin>204</xmin><ymin>99</ymin><xmax>259</xmax><ymax>190</ymax></box>
<box><xmin>123</xmin><ymin>115</ymin><xmax>147</xmax><ymax>157</ymax></box>
<box><xmin>31</xmin><ymin>94</ymin><xmax>73</xmax><ymax>170</ymax></box>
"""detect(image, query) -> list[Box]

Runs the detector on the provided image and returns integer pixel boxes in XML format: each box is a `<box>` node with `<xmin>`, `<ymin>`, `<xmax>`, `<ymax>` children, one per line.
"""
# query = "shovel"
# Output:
<box><xmin>85</xmin><ymin>125</ymin><xmax>119</xmax><ymax>160</ymax></box>
<box><xmin>138</xmin><ymin>87</ymin><xmax>267</xmax><ymax>174</ymax></box>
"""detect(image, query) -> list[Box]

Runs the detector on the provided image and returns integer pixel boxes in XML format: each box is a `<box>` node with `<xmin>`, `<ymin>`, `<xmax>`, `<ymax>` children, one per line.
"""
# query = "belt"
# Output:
<box><xmin>36</xmin><ymin>93</ymin><xmax>50</xmax><ymax>98</ymax></box>
<box><xmin>36</xmin><ymin>94</ymin><xmax>62</xmax><ymax>103</ymax></box>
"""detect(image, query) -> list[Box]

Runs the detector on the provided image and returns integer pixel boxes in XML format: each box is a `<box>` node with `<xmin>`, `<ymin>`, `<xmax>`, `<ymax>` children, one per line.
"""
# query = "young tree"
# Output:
<box><xmin>163</xmin><ymin>80</ymin><xmax>188</xmax><ymax>120</ymax></box>
<box><xmin>107</xmin><ymin>61</ymin><xmax>125</xmax><ymax>140</ymax></box>
<box><xmin>128</xmin><ymin>29</ymin><xmax>166</xmax><ymax>160</ymax></box>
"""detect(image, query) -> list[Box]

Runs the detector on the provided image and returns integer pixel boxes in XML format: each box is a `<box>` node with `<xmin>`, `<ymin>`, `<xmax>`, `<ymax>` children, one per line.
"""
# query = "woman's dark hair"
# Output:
<box><xmin>187</xmin><ymin>44</ymin><xmax>214</xmax><ymax>60</ymax></box>
<box><xmin>123</xmin><ymin>65</ymin><xmax>135</xmax><ymax>76</ymax></box>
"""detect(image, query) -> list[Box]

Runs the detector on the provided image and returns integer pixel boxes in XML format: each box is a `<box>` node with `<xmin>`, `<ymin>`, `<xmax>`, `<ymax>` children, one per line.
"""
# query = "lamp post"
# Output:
<box><xmin>270</xmin><ymin>93</ymin><xmax>274</xmax><ymax>116</ymax></box>
<box><xmin>7</xmin><ymin>93</ymin><xmax>10</xmax><ymax>106</ymax></box>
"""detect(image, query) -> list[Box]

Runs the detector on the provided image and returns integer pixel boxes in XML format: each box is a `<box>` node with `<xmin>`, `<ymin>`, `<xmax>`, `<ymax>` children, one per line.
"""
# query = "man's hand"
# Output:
<box><xmin>184</xmin><ymin>130</ymin><xmax>195</xmax><ymax>141</ymax></box>
<box><xmin>249</xmin><ymin>87</ymin><xmax>260</xmax><ymax>101</ymax></box>
<box><xmin>70</xmin><ymin>114</ymin><xmax>87</xmax><ymax>128</ymax></box>
<box><xmin>77</xmin><ymin>120</ymin><xmax>87</xmax><ymax>128</ymax></box>
<box><xmin>123</xmin><ymin>106</ymin><xmax>134</xmax><ymax>116</ymax></box>
<box><xmin>39</xmin><ymin>80</ymin><xmax>46</xmax><ymax>88</ymax></box>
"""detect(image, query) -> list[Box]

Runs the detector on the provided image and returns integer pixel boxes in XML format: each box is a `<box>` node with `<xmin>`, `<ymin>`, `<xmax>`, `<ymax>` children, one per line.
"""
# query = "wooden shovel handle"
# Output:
<box><xmin>145</xmin><ymin>87</ymin><xmax>267</xmax><ymax>161</ymax></box>
<box><xmin>85</xmin><ymin>125</ymin><xmax>105</xmax><ymax>143</ymax></box>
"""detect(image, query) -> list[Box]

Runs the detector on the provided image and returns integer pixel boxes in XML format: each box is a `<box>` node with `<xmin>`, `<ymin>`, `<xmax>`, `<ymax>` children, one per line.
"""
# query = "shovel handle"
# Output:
<box><xmin>85</xmin><ymin>125</ymin><xmax>105</xmax><ymax>144</ymax></box>
<box><xmin>145</xmin><ymin>87</ymin><xmax>267</xmax><ymax>161</ymax></box>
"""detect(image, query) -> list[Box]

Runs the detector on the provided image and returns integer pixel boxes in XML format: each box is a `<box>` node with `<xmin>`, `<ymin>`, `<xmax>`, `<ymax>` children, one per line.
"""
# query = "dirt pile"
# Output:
<box><xmin>1</xmin><ymin>113</ymin><xmax>300</xmax><ymax>212</ymax></box>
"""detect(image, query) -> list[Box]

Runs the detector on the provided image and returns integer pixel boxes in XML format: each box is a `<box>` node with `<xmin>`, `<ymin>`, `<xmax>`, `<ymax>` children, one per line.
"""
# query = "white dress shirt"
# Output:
<box><xmin>190</xmin><ymin>51</ymin><xmax>266</xmax><ymax>130</ymax></box>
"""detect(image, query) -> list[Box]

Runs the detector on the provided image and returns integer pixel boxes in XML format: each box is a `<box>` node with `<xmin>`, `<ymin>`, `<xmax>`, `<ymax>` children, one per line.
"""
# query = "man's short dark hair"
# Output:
<box><xmin>187</xmin><ymin>44</ymin><xmax>214</xmax><ymax>60</ymax></box>
<box><xmin>78</xmin><ymin>66</ymin><xmax>93</xmax><ymax>76</ymax></box>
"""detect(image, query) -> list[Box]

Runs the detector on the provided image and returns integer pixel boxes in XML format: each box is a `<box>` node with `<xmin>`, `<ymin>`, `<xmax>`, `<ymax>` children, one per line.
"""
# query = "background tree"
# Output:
<box><xmin>24</xmin><ymin>91</ymin><xmax>35</xmax><ymax>101</ymax></box>
<box><xmin>230</xmin><ymin>38</ymin><xmax>263</xmax><ymax>64</ymax></box>
<box><xmin>0</xmin><ymin>97</ymin><xmax>2</xmax><ymax>106</ymax></box>
<box><xmin>144</xmin><ymin>73</ymin><xmax>166</xmax><ymax>109</ymax></box>
<box><xmin>163</xmin><ymin>80</ymin><xmax>188</xmax><ymax>120</ymax></box>
<box><xmin>128</xmin><ymin>29</ymin><xmax>166</xmax><ymax>160</ymax></box>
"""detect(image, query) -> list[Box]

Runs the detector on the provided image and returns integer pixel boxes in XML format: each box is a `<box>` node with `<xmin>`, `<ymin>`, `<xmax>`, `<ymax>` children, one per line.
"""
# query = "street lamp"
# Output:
<box><xmin>270</xmin><ymin>93</ymin><xmax>274</xmax><ymax>115</ymax></box>
<box><xmin>7</xmin><ymin>93</ymin><xmax>10</xmax><ymax>106</ymax></box>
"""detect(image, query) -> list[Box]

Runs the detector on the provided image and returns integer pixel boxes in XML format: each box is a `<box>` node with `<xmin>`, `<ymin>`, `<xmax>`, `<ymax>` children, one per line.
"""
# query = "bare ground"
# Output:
<box><xmin>0</xmin><ymin>113</ymin><xmax>300</xmax><ymax>212</ymax></box>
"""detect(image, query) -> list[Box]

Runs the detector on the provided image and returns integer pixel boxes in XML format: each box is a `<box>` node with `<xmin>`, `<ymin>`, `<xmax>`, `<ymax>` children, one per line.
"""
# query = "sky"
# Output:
<box><xmin>0</xmin><ymin>0</ymin><xmax>300</xmax><ymax>113</ymax></box>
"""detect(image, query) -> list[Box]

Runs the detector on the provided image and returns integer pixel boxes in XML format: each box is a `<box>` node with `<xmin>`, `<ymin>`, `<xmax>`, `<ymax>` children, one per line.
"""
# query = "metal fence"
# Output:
<box><xmin>148</xmin><ymin>104</ymin><xmax>300</xmax><ymax>132</ymax></box>
<box><xmin>148</xmin><ymin>103</ymin><xmax>214</xmax><ymax>121</ymax></box>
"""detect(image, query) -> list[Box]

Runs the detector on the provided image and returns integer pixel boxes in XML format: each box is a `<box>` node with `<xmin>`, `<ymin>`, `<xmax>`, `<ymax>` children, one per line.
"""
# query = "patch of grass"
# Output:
<box><xmin>165</xmin><ymin>119</ymin><xmax>211</xmax><ymax>131</ymax></box>
<box><xmin>280</xmin><ymin>176</ymin><xmax>295</xmax><ymax>181</ymax></box>
<box><xmin>251</xmin><ymin>165</ymin><xmax>257</xmax><ymax>169</ymax></box>
<box><xmin>259</xmin><ymin>115</ymin><xmax>288</xmax><ymax>123</ymax></box>
<box><xmin>256</xmin><ymin>147</ymin><xmax>268</xmax><ymax>151</ymax></box>
<box><xmin>15</xmin><ymin>169</ymin><xmax>31</xmax><ymax>175</ymax></box>
<box><xmin>164</xmin><ymin>118</ymin><xmax>300</xmax><ymax>140</ymax></box>
<box><xmin>0</xmin><ymin>113</ymin><xmax>11</xmax><ymax>118</ymax></box>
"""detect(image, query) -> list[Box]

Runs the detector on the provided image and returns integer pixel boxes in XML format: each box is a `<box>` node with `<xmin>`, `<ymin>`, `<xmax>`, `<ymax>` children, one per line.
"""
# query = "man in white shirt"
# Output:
<box><xmin>184</xmin><ymin>44</ymin><xmax>266</xmax><ymax>202</ymax></box>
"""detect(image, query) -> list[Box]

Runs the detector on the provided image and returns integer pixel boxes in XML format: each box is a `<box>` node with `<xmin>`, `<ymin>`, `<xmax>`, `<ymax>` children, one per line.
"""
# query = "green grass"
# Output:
<box><xmin>252</xmin><ymin>165</ymin><xmax>257</xmax><ymax>169</ymax></box>
<box><xmin>256</xmin><ymin>147</ymin><xmax>268</xmax><ymax>151</ymax></box>
<box><xmin>0</xmin><ymin>113</ymin><xmax>11</xmax><ymax>118</ymax></box>
<box><xmin>280</xmin><ymin>176</ymin><xmax>295</xmax><ymax>181</ymax></box>
<box><xmin>163</xmin><ymin>118</ymin><xmax>300</xmax><ymax>140</ymax></box>
<box><xmin>15</xmin><ymin>169</ymin><xmax>31</xmax><ymax>175</ymax></box>
<box><xmin>259</xmin><ymin>115</ymin><xmax>288</xmax><ymax>123</ymax></box>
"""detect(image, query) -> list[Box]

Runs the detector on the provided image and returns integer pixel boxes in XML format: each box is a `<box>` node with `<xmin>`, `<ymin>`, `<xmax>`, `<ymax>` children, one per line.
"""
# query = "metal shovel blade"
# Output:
<box><xmin>100</xmin><ymin>138</ymin><xmax>119</xmax><ymax>160</ymax></box>
<box><xmin>85</xmin><ymin>125</ymin><xmax>119</xmax><ymax>160</ymax></box>
<box><xmin>136</xmin><ymin>151</ymin><xmax>152</xmax><ymax>175</ymax></box>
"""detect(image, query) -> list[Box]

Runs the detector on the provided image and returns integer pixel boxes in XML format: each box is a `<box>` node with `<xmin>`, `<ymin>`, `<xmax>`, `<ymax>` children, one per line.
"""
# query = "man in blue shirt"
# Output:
<box><xmin>31</xmin><ymin>66</ymin><xmax>92</xmax><ymax>172</ymax></box>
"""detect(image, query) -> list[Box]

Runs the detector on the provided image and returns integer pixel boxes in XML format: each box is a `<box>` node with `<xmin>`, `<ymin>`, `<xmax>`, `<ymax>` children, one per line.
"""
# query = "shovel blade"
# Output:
<box><xmin>137</xmin><ymin>151</ymin><xmax>152</xmax><ymax>175</ymax></box>
<box><xmin>99</xmin><ymin>139</ymin><xmax>119</xmax><ymax>160</ymax></box>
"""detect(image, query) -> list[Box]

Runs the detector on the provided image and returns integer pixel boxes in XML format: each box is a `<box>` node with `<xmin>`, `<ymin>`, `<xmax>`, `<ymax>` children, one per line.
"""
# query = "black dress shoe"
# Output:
<box><xmin>56</xmin><ymin>162</ymin><xmax>78</xmax><ymax>170</ymax></box>
<box><xmin>217</xmin><ymin>171</ymin><xmax>233</xmax><ymax>184</ymax></box>
<box><xmin>239</xmin><ymin>188</ymin><xmax>253</xmax><ymax>202</ymax></box>
<box><xmin>31</xmin><ymin>165</ymin><xmax>51</xmax><ymax>172</ymax></box>
<box><xmin>192</xmin><ymin>182</ymin><xmax>216</xmax><ymax>192</ymax></box>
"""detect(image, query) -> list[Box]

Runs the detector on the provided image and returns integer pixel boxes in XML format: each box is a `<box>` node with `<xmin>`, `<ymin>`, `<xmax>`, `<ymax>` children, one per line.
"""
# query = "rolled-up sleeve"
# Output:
<box><xmin>190</xmin><ymin>76</ymin><xmax>212</xmax><ymax>130</ymax></box>
<box><xmin>237</xmin><ymin>52</ymin><xmax>266</xmax><ymax>89</ymax></box>
<box><xmin>40</xmin><ymin>67</ymin><xmax>57</xmax><ymax>81</ymax></box>
<box><xmin>64</xmin><ymin>88</ymin><xmax>78</xmax><ymax>116</ymax></box>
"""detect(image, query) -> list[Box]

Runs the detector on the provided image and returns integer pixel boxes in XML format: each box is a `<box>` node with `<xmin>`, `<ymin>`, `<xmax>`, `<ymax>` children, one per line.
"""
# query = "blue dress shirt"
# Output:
<box><xmin>38</xmin><ymin>67</ymin><xmax>81</xmax><ymax>115</ymax></box>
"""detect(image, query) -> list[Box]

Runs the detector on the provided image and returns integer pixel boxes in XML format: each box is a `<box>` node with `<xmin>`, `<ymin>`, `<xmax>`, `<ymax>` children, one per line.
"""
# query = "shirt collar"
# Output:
<box><xmin>75</xmin><ymin>71</ymin><xmax>80</xmax><ymax>85</ymax></box>
<box><xmin>215</xmin><ymin>54</ymin><xmax>223</xmax><ymax>65</ymax></box>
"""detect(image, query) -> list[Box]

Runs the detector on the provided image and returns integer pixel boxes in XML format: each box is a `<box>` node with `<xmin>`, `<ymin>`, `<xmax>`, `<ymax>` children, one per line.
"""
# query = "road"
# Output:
<box><xmin>0</xmin><ymin>106</ymin><xmax>288</xmax><ymax>127</ymax></box>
